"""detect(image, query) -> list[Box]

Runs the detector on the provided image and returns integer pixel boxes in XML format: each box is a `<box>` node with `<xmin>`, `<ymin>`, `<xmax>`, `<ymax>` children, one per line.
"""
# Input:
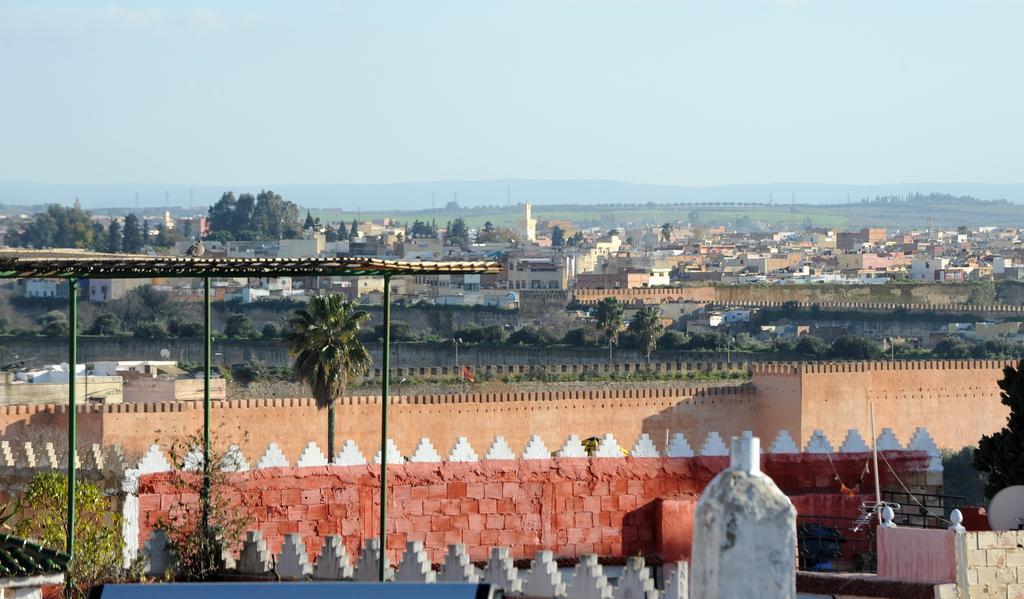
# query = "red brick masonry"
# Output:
<box><xmin>137</xmin><ymin>452</ymin><xmax>929</xmax><ymax>565</ymax></box>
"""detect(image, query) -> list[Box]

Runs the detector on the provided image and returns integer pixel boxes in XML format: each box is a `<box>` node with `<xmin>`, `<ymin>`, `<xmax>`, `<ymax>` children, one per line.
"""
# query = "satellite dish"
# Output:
<box><xmin>160</xmin><ymin>349</ymin><xmax>171</xmax><ymax>359</ymax></box>
<box><xmin>988</xmin><ymin>485</ymin><xmax>1024</xmax><ymax>531</ymax></box>
<box><xmin>59</xmin><ymin>362</ymin><xmax>69</xmax><ymax>371</ymax></box>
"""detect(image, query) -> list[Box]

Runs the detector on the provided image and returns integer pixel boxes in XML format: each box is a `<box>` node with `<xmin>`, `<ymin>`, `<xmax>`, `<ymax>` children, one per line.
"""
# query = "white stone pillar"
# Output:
<box><xmin>690</xmin><ymin>431</ymin><xmax>797</xmax><ymax>599</ymax></box>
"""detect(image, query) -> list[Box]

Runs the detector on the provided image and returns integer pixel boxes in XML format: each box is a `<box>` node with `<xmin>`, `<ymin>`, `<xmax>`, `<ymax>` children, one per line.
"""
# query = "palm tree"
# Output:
<box><xmin>286</xmin><ymin>295</ymin><xmax>372</xmax><ymax>458</ymax></box>
<box><xmin>594</xmin><ymin>297</ymin><xmax>624</xmax><ymax>365</ymax></box>
<box><xmin>661</xmin><ymin>222</ymin><xmax>673</xmax><ymax>244</ymax></box>
<box><xmin>628</xmin><ymin>306</ymin><xmax>665</xmax><ymax>363</ymax></box>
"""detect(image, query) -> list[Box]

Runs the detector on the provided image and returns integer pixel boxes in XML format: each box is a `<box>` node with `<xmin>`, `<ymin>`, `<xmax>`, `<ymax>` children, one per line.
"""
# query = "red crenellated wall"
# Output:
<box><xmin>137</xmin><ymin>451</ymin><xmax>930</xmax><ymax>565</ymax></box>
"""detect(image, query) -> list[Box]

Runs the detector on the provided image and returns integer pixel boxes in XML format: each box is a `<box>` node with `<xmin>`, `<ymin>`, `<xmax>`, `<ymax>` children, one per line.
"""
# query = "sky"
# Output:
<box><xmin>1</xmin><ymin>1</ymin><xmax>1022</xmax><ymax>188</ymax></box>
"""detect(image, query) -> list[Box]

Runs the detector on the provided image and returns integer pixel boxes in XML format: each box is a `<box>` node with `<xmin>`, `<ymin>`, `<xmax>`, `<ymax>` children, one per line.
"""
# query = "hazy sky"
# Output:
<box><xmin>1</xmin><ymin>1</ymin><xmax>1022</xmax><ymax>187</ymax></box>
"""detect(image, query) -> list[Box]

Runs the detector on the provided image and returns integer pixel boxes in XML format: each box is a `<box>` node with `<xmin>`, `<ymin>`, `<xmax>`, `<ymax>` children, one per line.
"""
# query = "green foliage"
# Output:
<box><xmin>133</xmin><ymin>320</ymin><xmax>170</xmax><ymax>339</ymax></box>
<box><xmin>593</xmin><ymin>297</ymin><xmax>624</xmax><ymax>347</ymax></box>
<box><xmin>682</xmin><ymin>331</ymin><xmax>729</xmax><ymax>351</ymax></box>
<box><xmin>223</xmin><ymin>313</ymin><xmax>259</xmax><ymax>339</ymax></box>
<box><xmin>371</xmin><ymin>321</ymin><xmax>418</xmax><ymax>342</ymax></box>
<box><xmin>967</xmin><ymin>281</ymin><xmax>997</xmax><ymax>305</ymax></box>
<box><xmin>627</xmin><ymin>307</ymin><xmax>665</xmax><ymax>360</ymax></box>
<box><xmin>827</xmin><ymin>335</ymin><xmax>881</xmax><ymax>360</ymax></box>
<box><xmin>168</xmin><ymin>318</ymin><xmax>202</xmax><ymax>338</ymax></box>
<box><xmin>942</xmin><ymin>447</ymin><xmax>988</xmax><ymax>506</ymax></box>
<box><xmin>975</xmin><ymin>361</ymin><xmax>1024</xmax><ymax>498</ymax></box>
<box><xmin>933</xmin><ymin>337</ymin><xmax>974</xmax><ymax>359</ymax></box>
<box><xmin>121</xmin><ymin>214</ymin><xmax>144</xmax><ymax>253</ymax></box>
<box><xmin>158</xmin><ymin>428</ymin><xmax>252</xmax><ymax>581</ymax></box>
<box><xmin>206</xmin><ymin>190</ymin><xmax>302</xmax><ymax>241</ymax></box>
<box><xmin>37</xmin><ymin>310</ymin><xmax>69</xmax><ymax>336</ymax></box>
<box><xmin>562</xmin><ymin>327</ymin><xmax>595</xmax><ymax>347</ymax></box>
<box><xmin>261</xmin><ymin>322</ymin><xmax>281</xmax><ymax>339</ymax></box>
<box><xmin>445</xmin><ymin>217</ymin><xmax>470</xmax><ymax>249</ymax></box>
<box><xmin>660</xmin><ymin>222</ymin><xmax>673</xmax><ymax>243</ymax></box>
<box><xmin>286</xmin><ymin>295</ymin><xmax>372</xmax><ymax>456</ymax></box>
<box><xmin>657</xmin><ymin>330</ymin><xmax>689</xmax><ymax>350</ymax></box>
<box><xmin>793</xmin><ymin>335</ymin><xmax>830</xmax><ymax>357</ymax></box>
<box><xmin>231</xmin><ymin>357</ymin><xmax>268</xmax><ymax>387</ymax></box>
<box><xmin>13</xmin><ymin>472</ymin><xmax>124</xmax><ymax>595</ymax></box>
<box><xmin>550</xmin><ymin>225</ymin><xmax>566</xmax><ymax>248</ymax></box>
<box><xmin>507</xmin><ymin>326</ymin><xmax>559</xmax><ymax>346</ymax></box>
<box><xmin>452</xmin><ymin>324</ymin><xmax>506</xmax><ymax>345</ymax></box>
<box><xmin>86</xmin><ymin>313</ymin><xmax>124</xmax><ymax>336</ymax></box>
<box><xmin>9</xmin><ymin>204</ymin><xmax>95</xmax><ymax>249</ymax></box>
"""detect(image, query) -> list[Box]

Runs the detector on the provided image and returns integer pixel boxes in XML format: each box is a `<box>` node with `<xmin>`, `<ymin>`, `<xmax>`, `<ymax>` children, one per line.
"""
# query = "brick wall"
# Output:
<box><xmin>136</xmin><ymin>452</ymin><xmax>930</xmax><ymax>566</ymax></box>
<box><xmin>962</xmin><ymin>530</ymin><xmax>1024</xmax><ymax>596</ymax></box>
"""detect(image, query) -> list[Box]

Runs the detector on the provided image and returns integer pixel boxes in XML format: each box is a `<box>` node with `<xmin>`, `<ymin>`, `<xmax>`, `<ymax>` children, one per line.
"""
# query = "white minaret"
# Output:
<box><xmin>523</xmin><ymin>203</ymin><xmax>537</xmax><ymax>243</ymax></box>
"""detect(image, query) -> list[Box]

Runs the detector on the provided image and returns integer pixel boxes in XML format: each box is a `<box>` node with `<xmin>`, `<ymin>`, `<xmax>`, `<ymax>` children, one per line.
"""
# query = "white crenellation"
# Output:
<box><xmin>313</xmin><ymin>535</ymin><xmax>354</xmax><ymax>580</ymax></box>
<box><xmin>354</xmin><ymin>538</ymin><xmax>391</xmax><ymax>582</ymax></box>
<box><xmin>522</xmin><ymin>435</ymin><xmax>551</xmax><ymax>459</ymax></box>
<box><xmin>137</xmin><ymin>444</ymin><xmax>172</xmax><ymax>473</ymax></box>
<box><xmin>276</xmin><ymin>533</ymin><xmax>313</xmax><ymax>579</ymax></box>
<box><xmin>665</xmin><ymin>433</ymin><xmax>694</xmax><ymax>458</ymax></box>
<box><xmin>630</xmin><ymin>433</ymin><xmax>660</xmax><ymax>458</ymax></box>
<box><xmin>0</xmin><ymin>441</ymin><xmax>14</xmax><ymax>468</ymax></box>
<box><xmin>17</xmin><ymin>441</ymin><xmax>36</xmax><ymax>469</ymax></box>
<box><xmin>447</xmin><ymin>437</ymin><xmax>479</xmax><ymax>462</ymax></box>
<box><xmin>440</xmin><ymin>544</ymin><xmax>479</xmax><ymax>583</ymax></box>
<box><xmin>182</xmin><ymin>447</ymin><xmax>204</xmax><ymax>471</ymax></box>
<box><xmin>839</xmin><ymin>429</ymin><xmax>870</xmax><ymax>453</ymax></box>
<box><xmin>221</xmin><ymin>445</ymin><xmax>250</xmax><ymax>472</ymax></box>
<box><xmin>396</xmin><ymin>541</ymin><xmax>436</xmax><ymax>583</ymax></box>
<box><xmin>482</xmin><ymin>547</ymin><xmax>521</xmax><ymax>594</ymax></box>
<box><xmin>256</xmin><ymin>442</ymin><xmax>289</xmax><ymax>468</ymax></box>
<box><xmin>524</xmin><ymin>550</ymin><xmax>565</xmax><ymax>598</ymax></box>
<box><xmin>875</xmin><ymin>428</ymin><xmax>903</xmax><ymax>451</ymax></box>
<box><xmin>907</xmin><ymin>427</ymin><xmax>942</xmax><ymax>471</ymax></box>
<box><xmin>83</xmin><ymin>443</ymin><xmax>104</xmax><ymax>470</ymax></box>
<box><xmin>767</xmin><ymin>430</ymin><xmax>799</xmax><ymax>454</ymax></box>
<box><xmin>334</xmin><ymin>440</ymin><xmax>367</xmax><ymax>466</ymax></box>
<box><xmin>38</xmin><ymin>442</ymin><xmax>58</xmax><ymax>470</ymax></box>
<box><xmin>484</xmin><ymin>436</ymin><xmax>516</xmax><ymax>460</ymax></box>
<box><xmin>238</xmin><ymin>530</ymin><xmax>272</xmax><ymax>575</ymax></box>
<box><xmin>566</xmin><ymin>554</ymin><xmax>612</xmax><ymax>599</ymax></box>
<box><xmin>372</xmin><ymin>439</ymin><xmax>403</xmax><ymax>465</ymax></box>
<box><xmin>143</xmin><ymin>529</ymin><xmax>175</xmax><ymax>577</ymax></box>
<box><xmin>104</xmin><ymin>445</ymin><xmax>127</xmax><ymax>477</ymax></box>
<box><xmin>57</xmin><ymin>445</ymin><xmax>81</xmax><ymax>470</ymax></box>
<box><xmin>593</xmin><ymin>434</ymin><xmax>622</xmax><ymax>458</ymax></box>
<box><xmin>613</xmin><ymin>555</ymin><xmax>659</xmax><ymax>599</ymax></box>
<box><xmin>409</xmin><ymin>438</ymin><xmax>442</xmax><ymax>463</ymax></box>
<box><xmin>803</xmin><ymin>430</ymin><xmax>834</xmax><ymax>454</ymax></box>
<box><xmin>699</xmin><ymin>432</ymin><xmax>729</xmax><ymax>457</ymax></box>
<box><xmin>661</xmin><ymin>561</ymin><xmax>689</xmax><ymax>599</ymax></box>
<box><xmin>557</xmin><ymin>434</ymin><xmax>588</xmax><ymax>458</ymax></box>
<box><xmin>296</xmin><ymin>442</ymin><xmax>328</xmax><ymax>467</ymax></box>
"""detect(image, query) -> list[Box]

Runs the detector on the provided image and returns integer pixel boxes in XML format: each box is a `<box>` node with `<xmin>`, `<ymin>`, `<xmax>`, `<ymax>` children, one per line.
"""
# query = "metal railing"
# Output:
<box><xmin>797</xmin><ymin>515</ymin><xmax>878</xmax><ymax>573</ymax></box>
<box><xmin>881</xmin><ymin>491</ymin><xmax>966</xmax><ymax>528</ymax></box>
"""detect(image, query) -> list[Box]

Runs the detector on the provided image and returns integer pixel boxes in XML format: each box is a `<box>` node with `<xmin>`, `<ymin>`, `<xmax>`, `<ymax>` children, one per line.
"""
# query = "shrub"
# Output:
<box><xmin>133</xmin><ymin>320</ymin><xmax>170</xmax><ymax>339</ymax></box>
<box><xmin>86</xmin><ymin>313</ymin><xmax>123</xmax><ymax>336</ymax></box>
<box><xmin>13</xmin><ymin>472</ymin><xmax>124</xmax><ymax>596</ymax></box>
<box><xmin>38</xmin><ymin>310</ymin><xmax>69</xmax><ymax>336</ymax></box>
<box><xmin>261</xmin><ymin>322</ymin><xmax>281</xmax><ymax>339</ymax></box>
<box><xmin>224</xmin><ymin>313</ymin><xmax>259</xmax><ymax>339</ymax></box>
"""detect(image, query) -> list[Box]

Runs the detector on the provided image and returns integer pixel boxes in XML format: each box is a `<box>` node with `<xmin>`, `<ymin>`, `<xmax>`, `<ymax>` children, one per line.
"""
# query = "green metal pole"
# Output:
<box><xmin>67</xmin><ymin>278</ymin><xmax>77</xmax><ymax>560</ymax></box>
<box><xmin>378</xmin><ymin>275</ymin><xmax>391</xmax><ymax>582</ymax></box>
<box><xmin>202</xmin><ymin>277</ymin><xmax>211</xmax><ymax>535</ymax></box>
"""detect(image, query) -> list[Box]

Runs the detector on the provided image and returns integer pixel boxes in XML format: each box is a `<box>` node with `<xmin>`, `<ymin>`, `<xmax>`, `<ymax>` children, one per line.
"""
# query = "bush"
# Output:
<box><xmin>261</xmin><ymin>322</ymin><xmax>281</xmax><ymax>339</ymax></box>
<box><xmin>684</xmin><ymin>331</ymin><xmax>728</xmax><ymax>351</ymax></box>
<box><xmin>38</xmin><ymin>310</ymin><xmax>69</xmax><ymax>336</ymax></box>
<box><xmin>562</xmin><ymin>328</ymin><xmax>595</xmax><ymax>347</ymax></box>
<box><xmin>86</xmin><ymin>313</ymin><xmax>123</xmax><ymax>336</ymax></box>
<box><xmin>168</xmin><ymin>318</ymin><xmax>203</xmax><ymax>338</ymax></box>
<box><xmin>933</xmin><ymin>337</ymin><xmax>974</xmax><ymax>359</ymax></box>
<box><xmin>13</xmin><ymin>472</ymin><xmax>124</xmax><ymax>595</ymax></box>
<box><xmin>942</xmin><ymin>447</ymin><xmax>988</xmax><ymax>506</ymax></box>
<box><xmin>224</xmin><ymin>313</ymin><xmax>259</xmax><ymax>339</ymax></box>
<box><xmin>133</xmin><ymin>320</ymin><xmax>170</xmax><ymax>339</ymax></box>
<box><xmin>453</xmin><ymin>324</ymin><xmax>506</xmax><ymax>344</ymax></box>
<box><xmin>827</xmin><ymin>335</ymin><xmax>882</xmax><ymax>360</ymax></box>
<box><xmin>372</xmin><ymin>321</ymin><xmax>417</xmax><ymax>342</ymax></box>
<box><xmin>158</xmin><ymin>429</ymin><xmax>252</xmax><ymax>581</ymax></box>
<box><xmin>793</xmin><ymin>335</ymin><xmax>829</xmax><ymax>357</ymax></box>
<box><xmin>507</xmin><ymin>326</ymin><xmax>559</xmax><ymax>346</ymax></box>
<box><xmin>657</xmin><ymin>331</ymin><xmax>689</xmax><ymax>350</ymax></box>
<box><xmin>231</xmin><ymin>357</ymin><xmax>268</xmax><ymax>386</ymax></box>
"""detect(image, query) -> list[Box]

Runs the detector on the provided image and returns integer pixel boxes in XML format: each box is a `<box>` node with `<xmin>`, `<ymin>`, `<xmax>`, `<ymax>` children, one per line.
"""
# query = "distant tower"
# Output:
<box><xmin>523</xmin><ymin>203</ymin><xmax>537</xmax><ymax>243</ymax></box>
<box><xmin>74</xmin><ymin>197</ymin><xmax>81</xmax><ymax>211</ymax></box>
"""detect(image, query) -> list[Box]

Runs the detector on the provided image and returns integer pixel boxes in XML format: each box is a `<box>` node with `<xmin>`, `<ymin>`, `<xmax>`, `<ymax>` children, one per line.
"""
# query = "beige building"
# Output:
<box><xmin>0</xmin><ymin>371</ymin><xmax>122</xmax><ymax>405</ymax></box>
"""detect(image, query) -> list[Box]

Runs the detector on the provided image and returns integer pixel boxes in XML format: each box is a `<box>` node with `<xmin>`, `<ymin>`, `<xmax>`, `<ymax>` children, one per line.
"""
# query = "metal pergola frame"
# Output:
<box><xmin>0</xmin><ymin>255</ymin><xmax>501</xmax><ymax>583</ymax></box>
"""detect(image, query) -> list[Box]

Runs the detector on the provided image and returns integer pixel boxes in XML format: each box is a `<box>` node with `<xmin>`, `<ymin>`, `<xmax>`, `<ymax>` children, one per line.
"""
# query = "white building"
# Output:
<box><xmin>910</xmin><ymin>256</ymin><xmax>950</xmax><ymax>281</ymax></box>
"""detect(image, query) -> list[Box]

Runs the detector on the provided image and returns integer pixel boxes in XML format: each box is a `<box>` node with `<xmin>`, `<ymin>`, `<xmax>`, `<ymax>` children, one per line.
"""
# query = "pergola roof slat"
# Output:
<box><xmin>0</xmin><ymin>256</ymin><xmax>502</xmax><ymax>279</ymax></box>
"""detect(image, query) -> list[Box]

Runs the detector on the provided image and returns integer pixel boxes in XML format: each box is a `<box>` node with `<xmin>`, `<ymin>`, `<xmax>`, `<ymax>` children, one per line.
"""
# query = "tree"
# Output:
<box><xmin>567</xmin><ymin>231</ymin><xmax>584</xmax><ymax>247</ymax></box>
<box><xmin>91</xmin><ymin>222</ymin><xmax>108</xmax><ymax>252</ymax></box>
<box><xmin>286</xmin><ymin>295</ymin><xmax>372</xmax><ymax>458</ymax></box>
<box><xmin>975</xmin><ymin>361</ymin><xmax>1024</xmax><ymax>498</ymax></box>
<box><xmin>87</xmin><ymin>313</ymin><xmax>123</xmax><ymax>336</ymax></box>
<box><xmin>551</xmin><ymin>225</ymin><xmax>566</xmax><ymax>248</ymax></box>
<box><xmin>106</xmin><ymin>219</ymin><xmax>123</xmax><ymax>253</ymax></box>
<box><xmin>38</xmin><ymin>310</ymin><xmax>68</xmax><ymax>336</ymax></box>
<box><xmin>10</xmin><ymin>204</ymin><xmax>95</xmax><ymax>249</ymax></box>
<box><xmin>933</xmin><ymin>337</ymin><xmax>974</xmax><ymax>359</ymax></box>
<box><xmin>661</xmin><ymin>222</ymin><xmax>673</xmax><ymax>244</ymax></box>
<box><xmin>827</xmin><ymin>335</ymin><xmax>882</xmax><ymax>360</ymax></box>
<box><xmin>446</xmin><ymin>217</ymin><xmax>470</xmax><ymax>249</ymax></box>
<box><xmin>349</xmin><ymin>219</ymin><xmax>359</xmax><ymax>240</ymax></box>
<box><xmin>304</xmin><ymin>211</ymin><xmax>316</xmax><ymax>230</ymax></box>
<box><xmin>122</xmin><ymin>214</ymin><xmax>144</xmax><ymax>253</ymax></box>
<box><xmin>224</xmin><ymin>313</ymin><xmax>259</xmax><ymax>339</ymax></box>
<box><xmin>628</xmin><ymin>306</ymin><xmax>665</xmax><ymax>362</ymax></box>
<box><xmin>133</xmin><ymin>320</ymin><xmax>170</xmax><ymax>339</ymax></box>
<box><xmin>154</xmin><ymin>222</ymin><xmax>179</xmax><ymax>248</ymax></box>
<box><xmin>338</xmin><ymin>220</ymin><xmax>349</xmax><ymax>240</ymax></box>
<box><xmin>594</xmin><ymin>297</ymin><xmax>624</xmax><ymax>365</ymax></box>
<box><xmin>261</xmin><ymin>322</ymin><xmax>281</xmax><ymax>339</ymax></box>
<box><xmin>793</xmin><ymin>335</ymin><xmax>830</xmax><ymax>357</ymax></box>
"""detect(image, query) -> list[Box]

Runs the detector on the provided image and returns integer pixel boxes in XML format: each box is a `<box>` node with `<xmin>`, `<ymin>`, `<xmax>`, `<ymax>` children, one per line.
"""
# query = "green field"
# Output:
<box><xmin>313</xmin><ymin>196</ymin><xmax>1015</xmax><ymax>231</ymax></box>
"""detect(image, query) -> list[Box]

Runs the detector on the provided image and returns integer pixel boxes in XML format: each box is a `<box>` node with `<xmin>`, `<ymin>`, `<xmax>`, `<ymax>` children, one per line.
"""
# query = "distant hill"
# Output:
<box><xmin>1</xmin><ymin>179</ymin><xmax>1023</xmax><ymax>210</ymax></box>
